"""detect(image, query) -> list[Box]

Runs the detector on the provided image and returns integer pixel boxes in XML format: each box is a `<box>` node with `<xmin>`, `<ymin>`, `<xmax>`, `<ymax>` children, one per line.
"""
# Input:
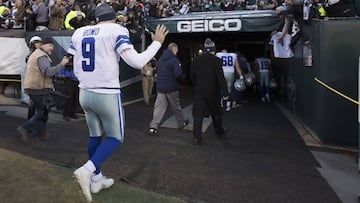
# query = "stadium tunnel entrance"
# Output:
<box><xmin>153</xmin><ymin>31</ymin><xmax>272</xmax><ymax>85</ymax></box>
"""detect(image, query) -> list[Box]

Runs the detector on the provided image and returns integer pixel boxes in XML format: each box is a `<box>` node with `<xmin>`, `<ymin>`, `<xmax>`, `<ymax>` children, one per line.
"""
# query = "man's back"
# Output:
<box><xmin>191</xmin><ymin>52</ymin><xmax>225</xmax><ymax>95</ymax></box>
<box><xmin>156</xmin><ymin>49</ymin><xmax>182</xmax><ymax>93</ymax></box>
<box><xmin>255</xmin><ymin>57</ymin><xmax>271</xmax><ymax>72</ymax></box>
<box><xmin>215</xmin><ymin>51</ymin><xmax>238</xmax><ymax>73</ymax></box>
<box><xmin>69</xmin><ymin>23</ymin><xmax>132</xmax><ymax>93</ymax></box>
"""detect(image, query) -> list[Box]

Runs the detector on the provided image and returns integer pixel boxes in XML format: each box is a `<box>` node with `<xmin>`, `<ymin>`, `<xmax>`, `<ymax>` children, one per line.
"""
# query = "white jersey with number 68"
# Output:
<box><xmin>216</xmin><ymin>52</ymin><xmax>238</xmax><ymax>73</ymax></box>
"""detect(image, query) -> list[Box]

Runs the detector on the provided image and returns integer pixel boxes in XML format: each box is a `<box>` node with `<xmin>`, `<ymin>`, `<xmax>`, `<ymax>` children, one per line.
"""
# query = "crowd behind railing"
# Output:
<box><xmin>2</xmin><ymin>0</ymin><xmax>354</xmax><ymax>31</ymax></box>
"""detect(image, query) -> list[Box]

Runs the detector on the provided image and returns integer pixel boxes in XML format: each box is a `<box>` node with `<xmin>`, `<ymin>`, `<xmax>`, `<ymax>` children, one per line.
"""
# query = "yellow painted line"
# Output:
<box><xmin>314</xmin><ymin>77</ymin><xmax>360</xmax><ymax>105</ymax></box>
<box><xmin>0</xmin><ymin>79</ymin><xmax>21</xmax><ymax>82</ymax></box>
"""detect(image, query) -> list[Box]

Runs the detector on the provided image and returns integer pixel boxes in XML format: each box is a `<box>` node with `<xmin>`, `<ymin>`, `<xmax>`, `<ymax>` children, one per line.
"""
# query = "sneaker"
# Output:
<box><xmin>74</xmin><ymin>166</ymin><xmax>93</xmax><ymax>202</ymax></box>
<box><xmin>178</xmin><ymin>119</ymin><xmax>189</xmax><ymax>130</ymax></box>
<box><xmin>149</xmin><ymin>128</ymin><xmax>158</xmax><ymax>136</ymax></box>
<box><xmin>91</xmin><ymin>176</ymin><xmax>114</xmax><ymax>193</ymax></box>
<box><xmin>231</xmin><ymin>101</ymin><xmax>237</xmax><ymax>109</ymax></box>
<box><xmin>17</xmin><ymin>127</ymin><xmax>31</xmax><ymax>143</ymax></box>
<box><xmin>265</xmin><ymin>94</ymin><xmax>271</xmax><ymax>103</ymax></box>
<box><xmin>225</xmin><ymin>106</ymin><xmax>231</xmax><ymax>112</ymax></box>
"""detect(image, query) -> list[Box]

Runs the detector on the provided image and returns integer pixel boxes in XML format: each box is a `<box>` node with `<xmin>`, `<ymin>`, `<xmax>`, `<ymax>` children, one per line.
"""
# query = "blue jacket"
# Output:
<box><xmin>58</xmin><ymin>68</ymin><xmax>78</xmax><ymax>81</ymax></box>
<box><xmin>156</xmin><ymin>49</ymin><xmax>183</xmax><ymax>93</ymax></box>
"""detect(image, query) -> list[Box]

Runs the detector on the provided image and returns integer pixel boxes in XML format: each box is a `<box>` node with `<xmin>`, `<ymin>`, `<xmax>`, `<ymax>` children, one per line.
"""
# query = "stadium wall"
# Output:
<box><xmin>274</xmin><ymin>18</ymin><xmax>360</xmax><ymax>147</ymax></box>
<box><xmin>0</xmin><ymin>30</ymin><xmax>143</xmax><ymax>103</ymax></box>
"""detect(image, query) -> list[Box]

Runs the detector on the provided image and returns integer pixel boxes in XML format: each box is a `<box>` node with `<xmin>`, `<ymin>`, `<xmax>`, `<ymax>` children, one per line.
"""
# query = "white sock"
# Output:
<box><xmin>91</xmin><ymin>172</ymin><xmax>103</xmax><ymax>182</ymax></box>
<box><xmin>226</xmin><ymin>101</ymin><xmax>231</xmax><ymax>107</ymax></box>
<box><xmin>83</xmin><ymin>160</ymin><xmax>96</xmax><ymax>173</ymax></box>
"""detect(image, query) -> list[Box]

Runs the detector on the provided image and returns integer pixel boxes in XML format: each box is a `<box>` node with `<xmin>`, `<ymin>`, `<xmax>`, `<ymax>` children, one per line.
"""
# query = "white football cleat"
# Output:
<box><xmin>91</xmin><ymin>176</ymin><xmax>115</xmax><ymax>194</ymax></box>
<box><xmin>74</xmin><ymin>166</ymin><xmax>93</xmax><ymax>202</ymax></box>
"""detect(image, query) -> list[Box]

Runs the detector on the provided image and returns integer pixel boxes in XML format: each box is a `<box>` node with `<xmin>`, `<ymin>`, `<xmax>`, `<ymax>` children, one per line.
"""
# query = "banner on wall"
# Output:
<box><xmin>0</xmin><ymin>37</ymin><xmax>29</xmax><ymax>75</ymax></box>
<box><xmin>144</xmin><ymin>10</ymin><xmax>281</xmax><ymax>33</ymax></box>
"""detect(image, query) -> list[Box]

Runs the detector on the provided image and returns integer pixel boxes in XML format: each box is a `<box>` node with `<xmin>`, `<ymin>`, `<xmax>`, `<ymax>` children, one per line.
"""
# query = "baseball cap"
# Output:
<box><xmin>29</xmin><ymin>36</ymin><xmax>42</xmax><ymax>45</ymax></box>
<box><xmin>41</xmin><ymin>37</ymin><xmax>54</xmax><ymax>45</ymax></box>
<box><xmin>95</xmin><ymin>3</ymin><xmax>116</xmax><ymax>22</ymax></box>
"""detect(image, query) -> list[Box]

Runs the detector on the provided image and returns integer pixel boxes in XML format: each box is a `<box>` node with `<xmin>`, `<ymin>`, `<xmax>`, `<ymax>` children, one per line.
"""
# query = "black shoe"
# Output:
<box><xmin>217</xmin><ymin>128</ymin><xmax>227</xmax><ymax>138</ymax></box>
<box><xmin>149</xmin><ymin>128</ymin><xmax>158</xmax><ymax>136</ymax></box>
<box><xmin>35</xmin><ymin>132</ymin><xmax>50</xmax><ymax>141</ymax></box>
<box><xmin>63</xmin><ymin>116</ymin><xmax>71</xmax><ymax>121</ymax></box>
<box><xmin>192</xmin><ymin>138</ymin><xmax>202</xmax><ymax>145</ymax></box>
<box><xmin>179</xmin><ymin>119</ymin><xmax>189</xmax><ymax>130</ymax></box>
<box><xmin>70</xmin><ymin>114</ymin><xmax>79</xmax><ymax>119</ymax></box>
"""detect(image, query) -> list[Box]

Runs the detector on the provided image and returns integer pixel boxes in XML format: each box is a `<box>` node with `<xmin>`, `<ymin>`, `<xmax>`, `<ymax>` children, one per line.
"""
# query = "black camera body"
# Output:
<box><xmin>65</xmin><ymin>54</ymin><xmax>74</xmax><ymax>70</ymax></box>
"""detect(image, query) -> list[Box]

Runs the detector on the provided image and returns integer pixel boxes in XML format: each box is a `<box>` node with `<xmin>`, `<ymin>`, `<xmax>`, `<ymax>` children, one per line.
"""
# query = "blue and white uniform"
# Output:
<box><xmin>216</xmin><ymin>52</ymin><xmax>238</xmax><ymax>92</ymax></box>
<box><xmin>69</xmin><ymin>22</ymin><xmax>161</xmax><ymax>173</ymax></box>
<box><xmin>216</xmin><ymin>51</ymin><xmax>239</xmax><ymax>110</ymax></box>
<box><xmin>255</xmin><ymin>57</ymin><xmax>271</xmax><ymax>102</ymax></box>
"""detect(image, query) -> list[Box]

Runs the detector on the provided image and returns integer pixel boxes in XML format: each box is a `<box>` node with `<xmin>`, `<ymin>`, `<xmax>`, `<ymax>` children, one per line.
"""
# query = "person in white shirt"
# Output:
<box><xmin>216</xmin><ymin>49</ymin><xmax>243</xmax><ymax>111</ymax></box>
<box><xmin>68</xmin><ymin>3</ymin><xmax>168</xmax><ymax>202</ymax></box>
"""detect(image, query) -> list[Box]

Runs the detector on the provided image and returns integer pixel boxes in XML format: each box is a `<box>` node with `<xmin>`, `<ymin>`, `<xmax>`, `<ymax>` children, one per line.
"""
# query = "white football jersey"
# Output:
<box><xmin>68</xmin><ymin>23</ymin><xmax>133</xmax><ymax>94</ymax></box>
<box><xmin>269</xmin><ymin>32</ymin><xmax>294</xmax><ymax>58</ymax></box>
<box><xmin>216</xmin><ymin>52</ymin><xmax>238</xmax><ymax>73</ymax></box>
<box><xmin>255</xmin><ymin>58</ymin><xmax>271</xmax><ymax>72</ymax></box>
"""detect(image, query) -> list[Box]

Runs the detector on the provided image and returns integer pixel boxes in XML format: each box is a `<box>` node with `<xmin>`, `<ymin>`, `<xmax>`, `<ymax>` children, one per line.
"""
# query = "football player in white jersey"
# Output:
<box><xmin>254</xmin><ymin>57</ymin><xmax>272</xmax><ymax>103</ymax></box>
<box><xmin>68</xmin><ymin>4</ymin><xmax>168</xmax><ymax>202</ymax></box>
<box><xmin>216</xmin><ymin>50</ymin><xmax>243</xmax><ymax>111</ymax></box>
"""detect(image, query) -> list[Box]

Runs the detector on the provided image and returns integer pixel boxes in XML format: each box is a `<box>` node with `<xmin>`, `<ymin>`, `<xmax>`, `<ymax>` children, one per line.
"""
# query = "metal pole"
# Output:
<box><xmin>358</xmin><ymin>56</ymin><xmax>360</xmax><ymax>171</ymax></box>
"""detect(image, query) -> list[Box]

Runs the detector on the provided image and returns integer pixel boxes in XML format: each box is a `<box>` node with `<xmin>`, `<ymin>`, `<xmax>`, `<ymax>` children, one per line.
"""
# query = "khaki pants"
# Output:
<box><xmin>142</xmin><ymin>76</ymin><xmax>155</xmax><ymax>105</ymax></box>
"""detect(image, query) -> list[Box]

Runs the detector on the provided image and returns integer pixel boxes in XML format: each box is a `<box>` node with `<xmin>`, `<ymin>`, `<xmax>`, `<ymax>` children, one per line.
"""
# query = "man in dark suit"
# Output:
<box><xmin>189</xmin><ymin>38</ymin><xmax>229</xmax><ymax>145</ymax></box>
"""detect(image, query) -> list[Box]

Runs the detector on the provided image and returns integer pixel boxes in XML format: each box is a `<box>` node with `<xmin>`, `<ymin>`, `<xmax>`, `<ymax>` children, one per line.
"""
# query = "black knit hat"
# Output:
<box><xmin>204</xmin><ymin>38</ymin><xmax>216</xmax><ymax>52</ymax></box>
<box><xmin>41</xmin><ymin>37</ymin><xmax>54</xmax><ymax>45</ymax></box>
<box><xmin>95</xmin><ymin>4</ymin><xmax>116</xmax><ymax>22</ymax></box>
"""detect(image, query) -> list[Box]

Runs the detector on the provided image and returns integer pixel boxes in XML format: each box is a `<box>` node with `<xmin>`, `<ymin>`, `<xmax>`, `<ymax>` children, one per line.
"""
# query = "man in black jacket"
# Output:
<box><xmin>189</xmin><ymin>38</ymin><xmax>228</xmax><ymax>145</ymax></box>
<box><xmin>148</xmin><ymin>43</ymin><xmax>188</xmax><ymax>135</ymax></box>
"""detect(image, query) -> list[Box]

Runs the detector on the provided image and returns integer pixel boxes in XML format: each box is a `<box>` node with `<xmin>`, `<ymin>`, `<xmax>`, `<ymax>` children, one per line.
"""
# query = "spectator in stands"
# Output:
<box><xmin>64</xmin><ymin>0</ymin><xmax>75</xmax><ymax>13</ymax></box>
<box><xmin>4</xmin><ymin>0</ymin><xmax>15</xmax><ymax>11</ymax></box>
<box><xmin>64</xmin><ymin>2</ymin><xmax>85</xmax><ymax>30</ymax></box>
<box><xmin>33</xmin><ymin>0</ymin><xmax>49</xmax><ymax>30</ymax></box>
<box><xmin>116</xmin><ymin>13</ymin><xmax>128</xmax><ymax>25</ymax></box>
<box><xmin>275</xmin><ymin>0</ymin><xmax>294</xmax><ymax>43</ymax></box>
<box><xmin>148</xmin><ymin>0</ymin><xmax>158</xmax><ymax>18</ymax></box>
<box><xmin>14</xmin><ymin>0</ymin><xmax>26</xmax><ymax>28</ymax></box>
<box><xmin>69</xmin><ymin>10</ymin><xmax>89</xmax><ymax>29</ymax></box>
<box><xmin>49</xmin><ymin>0</ymin><xmax>66</xmax><ymax>30</ymax></box>
<box><xmin>257</xmin><ymin>0</ymin><xmax>277</xmax><ymax>10</ymax></box>
<box><xmin>0</xmin><ymin>7</ymin><xmax>12</xmax><ymax>29</ymax></box>
<box><xmin>0</xmin><ymin>0</ymin><xmax>8</xmax><ymax>14</ymax></box>
<box><xmin>24</xmin><ymin>0</ymin><xmax>36</xmax><ymax>30</ymax></box>
<box><xmin>106</xmin><ymin>0</ymin><xmax>123</xmax><ymax>13</ymax></box>
<box><xmin>143</xmin><ymin>4</ymin><xmax>152</xmax><ymax>20</ymax></box>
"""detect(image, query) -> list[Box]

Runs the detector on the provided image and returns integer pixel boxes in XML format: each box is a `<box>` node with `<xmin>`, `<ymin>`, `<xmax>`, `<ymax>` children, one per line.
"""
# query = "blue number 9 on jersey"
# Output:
<box><xmin>82</xmin><ymin>37</ymin><xmax>95</xmax><ymax>72</ymax></box>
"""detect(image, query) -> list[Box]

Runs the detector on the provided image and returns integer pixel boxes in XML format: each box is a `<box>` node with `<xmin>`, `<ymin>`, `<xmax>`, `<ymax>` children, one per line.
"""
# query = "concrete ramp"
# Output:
<box><xmin>160</xmin><ymin>104</ymin><xmax>212</xmax><ymax>132</ymax></box>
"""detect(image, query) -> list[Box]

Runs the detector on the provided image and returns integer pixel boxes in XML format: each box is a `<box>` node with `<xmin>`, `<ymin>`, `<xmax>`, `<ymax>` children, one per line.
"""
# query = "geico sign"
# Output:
<box><xmin>177</xmin><ymin>19</ymin><xmax>241</xmax><ymax>32</ymax></box>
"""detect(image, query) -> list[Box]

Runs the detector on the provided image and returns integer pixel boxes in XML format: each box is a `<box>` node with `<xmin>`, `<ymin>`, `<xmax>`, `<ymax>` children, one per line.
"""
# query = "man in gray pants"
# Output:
<box><xmin>149</xmin><ymin>43</ymin><xmax>188</xmax><ymax>135</ymax></box>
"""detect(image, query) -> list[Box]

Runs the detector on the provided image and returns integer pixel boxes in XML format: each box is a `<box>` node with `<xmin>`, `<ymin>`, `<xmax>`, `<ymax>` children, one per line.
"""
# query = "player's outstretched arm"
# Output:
<box><xmin>120</xmin><ymin>25</ymin><xmax>169</xmax><ymax>69</ymax></box>
<box><xmin>151</xmin><ymin>24</ymin><xmax>169</xmax><ymax>44</ymax></box>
